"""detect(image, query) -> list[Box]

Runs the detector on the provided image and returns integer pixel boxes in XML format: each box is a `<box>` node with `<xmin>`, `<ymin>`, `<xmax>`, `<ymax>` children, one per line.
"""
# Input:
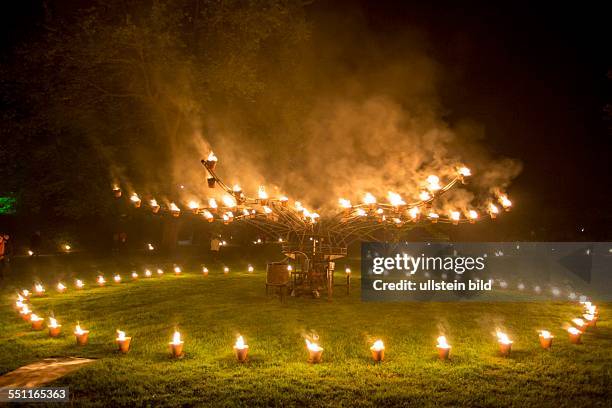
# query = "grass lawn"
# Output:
<box><xmin>1</xmin><ymin>258</ymin><xmax>610</xmax><ymax>407</ymax></box>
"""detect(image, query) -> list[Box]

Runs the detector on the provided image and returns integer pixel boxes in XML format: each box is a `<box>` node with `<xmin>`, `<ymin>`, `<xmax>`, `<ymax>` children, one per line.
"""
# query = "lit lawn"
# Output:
<box><xmin>1</xmin><ymin>267</ymin><xmax>610</xmax><ymax>407</ymax></box>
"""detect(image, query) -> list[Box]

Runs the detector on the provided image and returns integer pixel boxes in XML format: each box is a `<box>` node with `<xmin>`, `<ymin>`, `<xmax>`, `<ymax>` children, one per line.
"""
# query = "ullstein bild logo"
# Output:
<box><xmin>360</xmin><ymin>242</ymin><xmax>612</xmax><ymax>302</ymax></box>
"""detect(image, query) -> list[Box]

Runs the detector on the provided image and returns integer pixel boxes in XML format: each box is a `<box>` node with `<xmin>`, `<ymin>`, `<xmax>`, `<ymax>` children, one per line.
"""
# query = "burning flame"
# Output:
<box><xmin>263</xmin><ymin>206</ymin><xmax>273</xmax><ymax>214</ymax></box>
<box><xmin>208</xmin><ymin>198</ymin><xmax>218</xmax><ymax>209</ymax></box>
<box><xmin>339</xmin><ymin>198</ymin><xmax>352</xmax><ymax>208</ymax></box>
<box><xmin>148</xmin><ymin>243</ymin><xmax>155</xmax><ymax>250</ymax></box>
<box><xmin>188</xmin><ymin>200</ymin><xmax>199</xmax><ymax>210</ymax></box>
<box><xmin>157</xmin><ymin>268</ymin><xmax>164</xmax><ymax>275</ymax></box>
<box><xmin>426</xmin><ymin>175</ymin><xmax>441</xmax><ymax>191</ymax></box>
<box><xmin>539</xmin><ymin>330</ymin><xmax>553</xmax><ymax>339</ymax></box>
<box><xmin>35</xmin><ymin>284</ymin><xmax>44</xmax><ymax>293</ymax></box>
<box><xmin>130</xmin><ymin>193</ymin><xmax>141</xmax><ymax>203</ymax></box>
<box><xmin>76</xmin><ymin>279</ymin><xmax>84</xmax><ymax>288</ymax></box>
<box><xmin>583</xmin><ymin>313</ymin><xmax>595</xmax><ymax>322</ymax></box>
<box><xmin>437</xmin><ymin>335</ymin><xmax>451</xmax><ymax>349</ymax></box>
<box><xmin>258</xmin><ymin>186</ymin><xmax>269</xmax><ymax>200</ymax></box>
<box><xmin>48</xmin><ymin>317</ymin><xmax>59</xmax><ymax>328</ymax></box>
<box><xmin>203</xmin><ymin>210</ymin><xmax>214</xmax><ymax>219</ymax></box>
<box><xmin>20</xmin><ymin>304</ymin><xmax>31</xmax><ymax>315</ymax></box>
<box><xmin>450</xmin><ymin>211</ymin><xmax>460</xmax><ymax>221</ymax></box>
<box><xmin>75</xmin><ymin>323</ymin><xmax>87</xmax><ymax>335</ymax></box>
<box><xmin>145</xmin><ymin>269</ymin><xmax>152</xmax><ymax>277</ymax></box>
<box><xmin>97</xmin><ymin>275</ymin><xmax>105</xmax><ymax>285</ymax></box>
<box><xmin>169</xmin><ymin>202</ymin><xmax>181</xmax><ymax>213</ymax></box>
<box><xmin>370</xmin><ymin>340</ymin><xmax>385</xmax><ymax>351</ymax></box>
<box><xmin>468</xmin><ymin>210</ymin><xmax>478</xmax><ymax>220</ymax></box>
<box><xmin>116</xmin><ymin>330</ymin><xmax>126</xmax><ymax>341</ymax></box>
<box><xmin>419</xmin><ymin>191</ymin><xmax>431</xmax><ymax>201</ymax></box>
<box><xmin>498</xmin><ymin>194</ymin><xmax>512</xmax><ymax>209</ymax></box>
<box><xmin>22</xmin><ymin>289</ymin><xmax>30</xmax><ymax>297</ymax></box>
<box><xmin>496</xmin><ymin>331</ymin><xmax>512</xmax><ymax>345</ymax></box>
<box><xmin>567</xmin><ymin>327</ymin><xmax>581</xmax><ymax>335</ymax></box>
<box><xmin>408</xmin><ymin>207</ymin><xmax>419</xmax><ymax>219</ymax></box>
<box><xmin>457</xmin><ymin>166</ymin><xmax>471</xmax><ymax>177</ymax></box>
<box><xmin>57</xmin><ymin>282</ymin><xmax>66</xmax><ymax>292</ymax></box>
<box><xmin>571</xmin><ymin>318</ymin><xmax>585</xmax><ymax>329</ymax></box>
<box><xmin>174</xmin><ymin>266</ymin><xmax>181</xmax><ymax>274</ymax></box>
<box><xmin>223</xmin><ymin>195</ymin><xmax>237</xmax><ymax>208</ymax></box>
<box><xmin>113</xmin><ymin>274</ymin><xmax>121</xmax><ymax>282</ymax></box>
<box><xmin>30</xmin><ymin>313</ymin><xmax>42</xmax><ymax>322</ymax></box>
<box><xmin>305</xmin><ymin>339</ymin><xmax>323</xmax><ymax>352</ymax></box>
<box><xmin>224</xmin><ymin>266</ymin><xmax>230</xmax><ymax>273</ymax></box>
<box><xmin>171</xmin><ymin>330</ymin><xmax>183</xmax><ymax>345</ymax></box>
<box><xmin>232</xmin><ymin>184</ymin><xmax>242</xmax><ymax>192</ymax></box>
<box><xmin>387</xmin><ymin>192</ymin><xmax>406</xmax><ymax>206</ymax></box>
<box><xmin>428</xmin><ymin>212</ymin><xmax>439</xmax><ymax>219</ymax></box>
<box><xmin>131</xmin><ymin>272</ymin><xmax>138</xmax><ymax>279</ymax></box>
<box><xmin>248</xmin><ymin>265</ymin><xmax>254</xmax><ymax>273</ymax></box>
<box><xmin>363</xmin><ymin>193</ymin><xmax>376</xmax><ymax>205</ymax></box>
<box><xmin>150</xmin><ymin>199</ymin><xmax>159</xmax><ymax>208</ymax></box>
<box><xmin>235</xmin><ymin>335</ymin><xmax>248</xmax><ymax>350</ymax></box>
<box><xmin>356</xmin><ymin>208</ymin><xmax>367</xmax><ymax>216</ymax></box>
<box><xmin>207</xmin><ymin>151</ymin><xmax>218</xmax><ymax>162</ymax></box>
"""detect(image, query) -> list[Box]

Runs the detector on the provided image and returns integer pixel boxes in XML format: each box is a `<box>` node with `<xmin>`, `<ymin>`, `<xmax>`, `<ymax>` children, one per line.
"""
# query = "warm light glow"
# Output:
<box><xmin>169</xmin><ymin>202</ymin><xmax>181</xmax><ymax>213</ymax></box>
<box><xmin>147</xmin><ymin>243</ymin><xmax>155</xmax><ymax>251</ymax></box>
<box><xmin>338</xmin><ymin>198</ymin><xmax>352</xmax><ymax>209</ymax></box>
<box><xmin>171</xmin><ymin>330</ymin><xmax>183</xmax><ymax>345</ymax></box>
<box><xmin>489</xmin><ymin>203</ymin><xmax>499</xmax><ymax>214</ymax></box>
<box><xmin>97</xmin><ymin>275</ymin><xmax>105</xmax><ymax>285</ymax></box>
<box><xmin>188</xmin><ymin>200</ymin><xmax>199</xmax><ymax>210</ymax></box>
<box><xmin>64</xmin><ymin>244</ymin><xmax>71</xmax><ymax>251</ymax></box>
<box><xmin>356</xmin><ymin>208</ymin><xmax>367</xmax><ymax>216</ymax></box>
<box><xmin>157</xmin><ymin>268</ymin><xmax>164</xmax><ymax>276</ymax></box>
<box><xmin>305</xmin><ymin>339</ymin><xmax>323</xmax><ymax>352</ymax></box>
<box><xmin>263</xmin><ymin>206</ymin><xmax>273</xmax><ymax>214</ymax></box>
<box><xmin>22</xmin><ymin>289</ymin><xmax>30</xmax><ymax>297</ymax></box>
<box><xmin>174</xmin><ymin>266</ymin><xmax>181</xmax><ymax>274</ymax></box>
<box><xmin>428</xmin><ymin>212</ymin><xmax>439</xmax><ymax>219</ymax></box>
<box><xmin>207</xmin><ymin>151</ymin><xmax>218</xmax><ymax>162</ymax></box>
<box><xmin>114</xmin><ymin>274</ymin><xmax>121</xmax><ymax>282</ymax></box>
<box><xmin>150</xmin><ymin>199</ymin><xmax>159</xmax><ymax>208</ymax></box>
<box><xmin>222</xmin><ymin>195</ymin><xmax>237</xmax><ymax>208</ymax></box>
<box><xmin>258</xmin><ymin>186</ymin><xmax>269</xmax><ymax>200</ymax></box>
<box><xmin>496</xmin><ymin>331</ymin><xmax>512</xmax><ymax>345</ymax></box>
<box><xmin>131</xmin><ymin>272</ymin><xmax>138</xmax><ymax>279</ymax></box>
<box><xmin>287</xmin><ymin>265</ymin><xmax>293</xmax><ymax>272</ymax></box>
<box><xmin>208</xmin><ymin>198</ymin><xmax>218</xmax><ymax>209</ymax></box>
<box><xmin>437</xmin><ymin>335</ymin><xmax>451</xmax><ymax>349</ymax></box>
<box><xmin>539</xmin><ymin>330</ymin><xmax>553</xmax><ymax>339</ymax></box>
<box><xmin>74</xmin><ymin>324</ymin><xmax>87</xmax><ymax>335</ymax></box>
<box><xmin>30</xmin><ymin>313</ymin><xmax>43</xmax><ymax>322</ymax></box>
<box><xmin>116</xmin><ymin>330</ymin><xmax>126</xmax><ymax>341</ymax></box>
<box><xmin>572</xmin><ymin>318</ymin><xmax>586</xmax><ymax>329</ymax></box>
<box><xmin>248</xmin><ymin>265</ymin><xmax>254</xmax><ymax>273</ymax></box>
<box><xmin>202</xmin><ymin>266</ymin><xmax>209</xmax><ymax>273</ymax></box>
<box><xmin>145</xmin><ymin>269</ymin><xmax>152</xmax><ymax>277</ymax></box>
<box><xmin>235</xmin><ymin>335</ymin><xmax>248</xmax><ymax>350</ymax></box>
<box><xmin>387</xmin><ymin>192</ymin><xmax>405</xmax><ymax>206</ymax></box>
<box><xmin>28</xmin><ymin>250</ymin><xmax>34</xmax><ymax>256</ymax></box>
<box><xmin>363</xmin><ymin>193</ymin><xmax>376</xmax><ymax>205</ymax></box>
<box><xmin>458</xmin><ymin>166</ymin><xmax>471</xmax><ymax>177</ymax></box>
<box><xmin>76</xmin><ymin>279</ymin><xmax>84</xmax><ymax>288</ymax></box>
<box><xmin>417</xmin><ymin>191</ymin><xmax>431</xmax><ymax>202</ymax></box>
<box><xmin>130</xmin><ymin>193</ymin><xmax>141</xmax><ymax>203</ymax></box>
<box><xmin>408</xmin><ymin>207</ymin><xmax>419</xmax><ymax>219</ymax></box>
<box><xmin>232</xmin><ymin>184</ymin><xmax>242</xmax><ymax>192</ymax></box>
<box><xmin>468</xmin><ymin>210</ymin><xmax>478</xmax><ymax>220</ymax></box>
<box><xmin>567</xmin><ymin>327</ymin><xmax>581</xmax><ymax>335</ymax></box>
<box><xmin>583</xmin><ymin>313</ymin><xmax>595</xmax><ymax>322</ymax></box>
<box><xmin>48</xmin><ymin>317</ymin><xmax>60</xmax><ymax>328</ymax></box>
<box><xmin>345</xmin><ymin>267</ymin><xmax>351</xmax><ymax>274</ymax></box>
<box><xmin>498</xmin><ymin>194</ymin><xmax>512</xmax><ymax>208</ymax></box>
<box><xmin>450</xmin><ymin>211</ymin><xmax>460</xmax><ymax>221</ymax></box>
<box><xmin>35</xmin><ymin>283</ymin><xmax>44</xmax><ymax>294</ymax></box>
<box><xmin>57</xmin><ymin>282</ymin><xmax>66</xmax><ymax>292</ymax></box>
<box><xmin>426</xmin><ymin>175</ymin><xmax>441</xmax><ymax>191</ymax></box>
<box><xmin>370</xmin><ymin>340</ymin><xmax>385</xmax><ymax>351</ymax></box>
<box><xmin>295</xmin><ymin>201</ymin><xmax>304</xmax><ymax>212</ymax></box>
<box><xmin>224</xmin><ymin>266</ymin><xmax>230</xmax><ymax>273</ymax></box>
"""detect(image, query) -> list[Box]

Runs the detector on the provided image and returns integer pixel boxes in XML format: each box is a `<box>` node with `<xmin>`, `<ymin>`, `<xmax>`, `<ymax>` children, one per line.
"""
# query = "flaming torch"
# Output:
<box><xmin>436</xmin><ymin>335</ymin><xmax>451</xmax><ymax>360</ymax></box>
<box><xmin>116</xmin><ymin>330</ymin><xmax>132</xmax><ymax>354</ymax></box>
<box><xmin>112</xmin><ymin>185</ymin><xmax>122</xmax><ymax>198</ymax></box>
<box><xmin>450</xmin><ymin>210</ymin><xmax>460</xmax><ymax>225</ymax></box>
<box><xmin>169</xmin><ymin>330</ymin><xmax>184</xmax><ymax>358</ymax></box>
<box><xmin>498</xmin><ymin>194</ymin><xmax>512</xmax><ymax>211</ymax></box>
<box><xmin>20</xmin><ymin>304</ymin><xmax>32</xmax><ymax>321</ymax></box>
<box><xmin>468</xmin><ymin>210</ymin><xmax>478</xmax><ymax>224</ymax></box>
<box><xmin>56</xmin><ymin>282</ymin><xmax>67</xmax><ymax>293</ymax></box>
<box><xmin>130</xmin><ymin>193</ymin><xmax>141</xmax><ymax>208</ymax></box>
<box><xmin>205</xmin><ymin>151</ymin><xmax>218</xmax><ymax>170</ymax></box>
<box><xmin>150</xmin><ymin>199</ymin><xmax>160</xmax><ymax>214</ymax></box>
<box><xmin>489</xmin><ymin>203</ymin><xmax>499</xmax><ymax>219</ymax></box>
<box><xmin>370</xmin><ymin>340</ymin><xmax>385</xmax><ymax>362</ymax></box>
<box><xmin>75</xmin><ymin>323</ymin><xmax>89</xmax><ymax>345</ymax></box>
<box><xmin>34</xmin><ymin>283</ymin><xmax>45</xmax><ymax>296</ymax></box>
<box><xmin>188</xmin><ymin>200</ymin><xmax>200</xmax><ymax>214</ymax></box>
<box><xmin>30</xmin><ymin>313</ymin><xmax>44</xmax><ymax>331</ymax></box>
<box><xmin>48</xmin><ymin>317</ymin><xmax>62</xmax><ymax>337</ymax></box>
<box><xmin>538</xmin><ymin>330</ymin><xmax>554</xmax><ymax>349</ymax></box>
<box><xmin>233</xmin><ymin>335</ymin><xmax>249</xmax><ymax>362</ymax></box>
<box><xmin>496</xmin><ymin>331</ymin><xmax>512</xmax><ymax>356</ymax></box>
<box><xmin>169</xmin><ymin>202</ymin><xmax>181</xmax><ymax>217</ymax></box>
<box><xmin>305</xmin><ymin>339</ymin><xmax>323</xmax><ymax>364</ymax></box>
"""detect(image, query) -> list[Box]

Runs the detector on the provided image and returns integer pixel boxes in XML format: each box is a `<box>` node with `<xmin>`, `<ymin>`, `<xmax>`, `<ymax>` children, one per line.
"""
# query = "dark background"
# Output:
<box><xmin>0</xmin><ymin>1</ymin><xmax>610</xmax><ymax>249</ymax></box>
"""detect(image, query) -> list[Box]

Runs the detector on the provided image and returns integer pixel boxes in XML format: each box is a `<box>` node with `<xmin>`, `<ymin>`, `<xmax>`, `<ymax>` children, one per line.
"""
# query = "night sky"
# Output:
<box><xmin>2</xmin><ymin>1</ymin><xmax>611</xmax><ymax>239</ymax></box>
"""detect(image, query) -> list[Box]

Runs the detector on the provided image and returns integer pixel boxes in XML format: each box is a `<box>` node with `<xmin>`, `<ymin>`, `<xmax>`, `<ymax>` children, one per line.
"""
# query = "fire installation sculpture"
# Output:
<box><xmin>114</xmin><ymin>152</ymin><xmax>512</xmax><ymax>299</ymax></box>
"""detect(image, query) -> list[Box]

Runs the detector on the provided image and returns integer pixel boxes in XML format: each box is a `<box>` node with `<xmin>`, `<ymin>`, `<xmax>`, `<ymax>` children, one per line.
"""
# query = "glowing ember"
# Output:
<box><xmin>22</xmin><ymin>289</ymin><xmax>30</xmax><ymax>298</ymax></box>
<box><xmin>150</xmin><ymin>198</ymin><xmax>159</xmax><ymax>207</ymax></box>
<box><xmin>202</xmin><ymin>266</ymin><xmax>209</xmax><ymax>274</ymax></box>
